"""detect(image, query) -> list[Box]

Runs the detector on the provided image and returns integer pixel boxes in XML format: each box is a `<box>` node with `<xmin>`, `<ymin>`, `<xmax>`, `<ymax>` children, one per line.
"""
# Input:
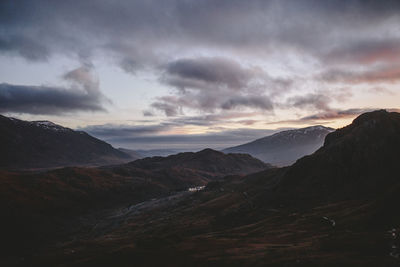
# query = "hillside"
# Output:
<box><xmin>0</xmin><ymin>115</ymin><xmax>132</xmax><ymax>169</ymax></box>
<box><xmin>223</xmin><ymin>125</ymin><xmax>334</xmax><ymax>166</ymax></box>
<box><xmin>0</xmin><ymin>148</ymin><xmax>270</xmax><ymax>265</ymax></box>
<box><xmin>275</xmin><ymin>110</ymin><xmax>400</xmax><ymax>201</ymax></box>
<box><xmin>126</xmin><ymin>148</ymin><xmax>270</xmax><ymax>176</ymax></box>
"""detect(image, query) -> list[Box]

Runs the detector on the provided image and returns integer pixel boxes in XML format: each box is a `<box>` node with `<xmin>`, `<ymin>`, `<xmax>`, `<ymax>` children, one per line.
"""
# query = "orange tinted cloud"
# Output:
<box><xmin>325</xmin><ymin>40</ymin><xmax>400</xmax><ymax>65</ymax></box>
<box><xmin>320</xmin><ymin>65</ymin><xmax>400</xmax><ymax>84</ymax></box>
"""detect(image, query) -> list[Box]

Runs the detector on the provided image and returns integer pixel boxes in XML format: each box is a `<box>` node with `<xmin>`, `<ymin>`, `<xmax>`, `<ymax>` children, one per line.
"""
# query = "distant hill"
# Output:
<box><xmin>0</xmin><ymin>115</ymin><xmax>132</xmax><ymax>169</ymax></box>
<box><xmin>0</xmin><ymin>148</ymin><xmax>270</xmax><ymax>216</ymax></box>
<box><xmin>223</xmin><ymin>125</ymin><xmax>334</xmax><ymax>166</ymax></box>
<box><xmin>126</xmin><ymin>148</ymin><xmax>270</xmax><ymax>177</ymax></box>
<box><xmin>0</xmin><ymin>148</ymin><xmax>271</xmax><ymax>217</ymax></box>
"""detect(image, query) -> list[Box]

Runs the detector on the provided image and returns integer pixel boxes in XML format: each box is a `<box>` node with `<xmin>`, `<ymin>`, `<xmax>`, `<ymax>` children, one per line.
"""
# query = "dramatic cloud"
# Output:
<box><xmin>168</xmin><ymin>112</ymin><xmax>265</xmax><ymax>127</ymax></box>
<box><xmin>324</xmin><ymin>39</ymin><xmax>400</xmax><ymax>65</ymax></box>
<box><xmin>151</xmin><ymin>100</ymin><xmax>181</xmax><ymax>117</ymax></box>
<box><xmin>0</xmin><ymin>66</ymin><xmax>107</xmax><ymax>115</ymax></box>
<box><xmin>0</xmin><ymin>35</ymin><xmax>49</xmax><ymax>61</ymax></box>
<box><xmin>162</xmin><ymin>57</ymin><xmax>255</xmax><ymax>91</ymax></box>
<box><xmin>81</xmin><ymin>123</ymin><xmax>172</xmax><ymax>139</ymax></box>
<box><xmin>284</xmin><ymin>88</ymin><xmax>354</xmax><ymax>116</ymax></box>
<box><xmin>288</xmin><ymin>94</ymin><xmax>332</xmax><ymax>112</ymax></box>
<box><xmin>151</xmin><ymin>57</ymin><xmax>290</xmax><ymax>116</ymax></box>
<box><xmin>299</xmin><ymin>108</ymin><xmax>376</xmax><ymax>122</ymax></box>
<box><xmin>2</xmin><ymin>1</ymin><xmax>400</xmax><ymax>67</ymax></box>
<box><xmin>221</xmin><ymin>96</ymin><xmax>273</xmax><ymax>110</ymax></box>
<box><xmin>320</xmin><ymin>66</ymin><xmax>400</xmax><ymax>84</ymax></box>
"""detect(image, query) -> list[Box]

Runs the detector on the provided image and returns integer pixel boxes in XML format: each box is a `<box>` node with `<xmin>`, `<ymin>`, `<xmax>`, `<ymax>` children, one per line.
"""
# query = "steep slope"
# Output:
<box><xmin>0</xmin><ymin>115</ymin><xmax>131</xmax><ymax>169</ymax></box>
<box><xmin>223</xmin><ymin>125</ymin><xmax>334</xmax><ymax>166</ymax></box>
<box><xmin>275</xmin><ymin>110</ymin><xmax>400</xmax><ymax>202</ymax></box>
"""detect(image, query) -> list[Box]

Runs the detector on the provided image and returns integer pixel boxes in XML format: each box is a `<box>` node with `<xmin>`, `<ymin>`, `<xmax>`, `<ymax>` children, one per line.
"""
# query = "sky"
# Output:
<box><xmin>1</xmin><ymin>0</ymin><xmax>400</xmax><ymax>150</ymax></box>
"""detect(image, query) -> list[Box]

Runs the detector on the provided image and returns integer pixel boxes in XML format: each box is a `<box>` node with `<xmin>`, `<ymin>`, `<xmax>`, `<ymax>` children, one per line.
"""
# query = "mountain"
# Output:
<box><xmin>274</xmin><ymin>109</ymin><xmax>400</xmax><ymax>201</ymax></box>
<box><xmin>0</xmin><ymin>115</ymin><xmax>132</xmax><ymax>169</ymax></box>
<box><xmin>125</xmin><ymin>148</ymin><xmax>270</xmax><ymax>177</ymax></box>
<box><xmin>96</xmin><ymin>149</ymin><xmax>270</xmax><ymax>193</ymax></box>
<box><xmin>223</xmin><ymin>125</ymin><xmax>334</xmax><ymax>166</ymax></box>
<box><xmin>0</xmin><ymin>149</ymin><xmax>269</xmax><ymax>216</ymax></box>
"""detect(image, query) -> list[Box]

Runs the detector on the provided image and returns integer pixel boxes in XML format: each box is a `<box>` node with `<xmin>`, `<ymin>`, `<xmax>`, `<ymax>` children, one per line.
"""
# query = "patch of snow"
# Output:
<box><xmin>31</xmin><ymin>121</ymin><xmax>70</xmax><ymax>132</ymax></box>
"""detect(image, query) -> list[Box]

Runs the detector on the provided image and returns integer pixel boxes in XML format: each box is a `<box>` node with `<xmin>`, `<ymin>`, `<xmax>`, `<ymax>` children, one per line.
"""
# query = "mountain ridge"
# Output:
<box><xmin>223</xmin><ymin>125</ymin><xmax>334</xmax><ymax>166</ymax></box>
<box><xmin>126</xmin><ymin>148</ymin><xmax>271</xmax><ymax>175</ymax></box>
<box><xmin>0</xmin><ymin>115</ymin><xmax>132</xmax><ymax>169</ymax></box>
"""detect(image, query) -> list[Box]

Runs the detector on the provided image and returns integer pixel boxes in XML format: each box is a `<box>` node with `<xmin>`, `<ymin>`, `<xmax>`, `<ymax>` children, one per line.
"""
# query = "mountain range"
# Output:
<box><xmin>2</xmin><ymin>110</ymin><xmax>400</xmax><ymax>266</ymax></box>
<box><xmin>223</xmin><ymin>125</ymin><xmax>334</xmax><ymax>166</ymax></box>
<box><xmin>0</xmin><ymin>114</ymin><xmax>337</xmax><ymax>170</ymax></box>
<box><xmin>0</xmin><ymin>115</ymin><xmax>132</xmax><ymax>169</ymax></box>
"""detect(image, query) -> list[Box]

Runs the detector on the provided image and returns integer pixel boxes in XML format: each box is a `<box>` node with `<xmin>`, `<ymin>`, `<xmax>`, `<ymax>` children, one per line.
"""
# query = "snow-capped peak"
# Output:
<box><xmin>271</xmin><ymin>125</ymin><xmax>333</xmax><ymax>139</ymax></box>
<box><xmin>31</xmin><ymin>120</ymin><xmax>70</xmax><ymax>132</ymax></box>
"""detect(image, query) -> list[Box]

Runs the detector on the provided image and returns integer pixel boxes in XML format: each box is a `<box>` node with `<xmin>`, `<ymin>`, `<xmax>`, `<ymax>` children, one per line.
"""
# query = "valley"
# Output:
<box><xmin>1</xmin><ymin>110</ymin><xmax>400</xmax><ymax>266</ymax></box>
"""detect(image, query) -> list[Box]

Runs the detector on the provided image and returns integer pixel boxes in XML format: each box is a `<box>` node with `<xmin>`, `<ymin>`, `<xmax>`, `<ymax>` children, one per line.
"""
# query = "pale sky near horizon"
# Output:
<box><xmin>1</xmin><ymin>0</ymin><xmax>399</xmax><ymax>149</ymax></box>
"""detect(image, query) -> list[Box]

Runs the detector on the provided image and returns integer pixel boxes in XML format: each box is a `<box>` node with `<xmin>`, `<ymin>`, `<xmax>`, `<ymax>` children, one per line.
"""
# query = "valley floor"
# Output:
<box><xmin>16</xmin><ymin>188</ymin><xmax>399</xmax><ymax>267</ymax></box>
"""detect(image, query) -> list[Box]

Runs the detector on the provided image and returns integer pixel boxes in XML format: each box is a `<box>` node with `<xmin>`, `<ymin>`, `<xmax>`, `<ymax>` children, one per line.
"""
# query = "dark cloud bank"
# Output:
<box><xmin>151</xmin><ymin>57</ymin><xmax>289</xmax><ymax>116</ymax></box>
<box><xmin>1</xmin><ymin>0</ymin><xmax>399</xmax><ymax>121</ymax></box>
<box><xmin>2</xmin><ymin>0</ymin><xmax>400</xmax><ymax>64</ymax></box>
<box><xmin>0</xmin><ymin>66</ymin><xmax>107</xmax><ymax>115</ymax></box>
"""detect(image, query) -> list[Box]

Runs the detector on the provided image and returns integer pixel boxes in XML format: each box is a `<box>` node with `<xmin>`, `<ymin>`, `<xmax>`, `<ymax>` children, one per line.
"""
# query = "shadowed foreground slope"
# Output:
<box><xmin>0</xmin><ymin>149</ymin><xmax>269</xmax><ymax>266</ymax></box>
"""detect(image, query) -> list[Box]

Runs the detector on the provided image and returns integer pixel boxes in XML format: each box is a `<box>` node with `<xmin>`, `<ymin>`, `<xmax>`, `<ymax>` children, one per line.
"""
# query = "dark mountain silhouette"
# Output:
<box><xmin>0</xmin><ymin>115</ymin><xmax>132</xmax><ymax>169</ymax></box>
<box><xmin>223</xmin><ymin>125</ymin><xmax>334</xmax><ymax>166</ymax></box>
<box><xmin>274</xmin><ymin>110</ymin><xmax>400</xmax><ymax>201</ymax></box>
<box><xmin>125</xmin><ymin>148</ymin><xmax>270</xmax><ymax>176</ymax></box>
